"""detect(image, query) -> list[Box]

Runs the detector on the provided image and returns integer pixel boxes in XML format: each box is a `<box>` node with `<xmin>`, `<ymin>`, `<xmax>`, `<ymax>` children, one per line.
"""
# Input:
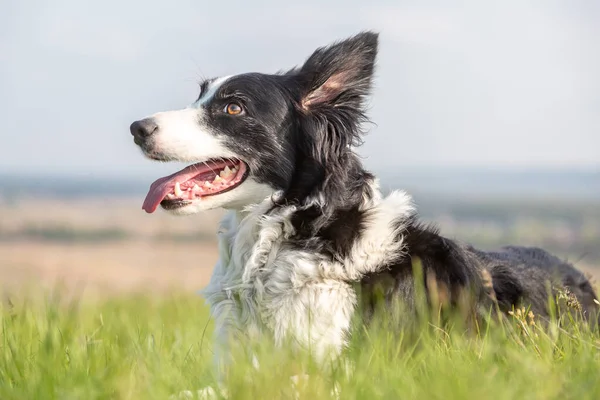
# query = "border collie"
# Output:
<box><xmin>130</xmin><ymin>31</ymin><xmax>599</xmax><ymax>380</ymax></box>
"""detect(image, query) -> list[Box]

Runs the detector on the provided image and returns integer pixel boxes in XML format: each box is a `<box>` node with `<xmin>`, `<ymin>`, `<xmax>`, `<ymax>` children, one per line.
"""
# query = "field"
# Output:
<box><xmin>2</xmin><ymin>291</ymin><xmax>600</xmax><ymax>400</ymax></box>
<box><xmin>1</xmin><ymin>195</ymin><xmax>599</xmax><ymax>399</ymax></box>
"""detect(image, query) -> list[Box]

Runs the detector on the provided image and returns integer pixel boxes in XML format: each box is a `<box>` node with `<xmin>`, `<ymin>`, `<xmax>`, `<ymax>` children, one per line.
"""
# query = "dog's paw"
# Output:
<box><xmin>169</xmin><ymin>387</ymin><xmax>226</xmax><ymax>400</ymax></box>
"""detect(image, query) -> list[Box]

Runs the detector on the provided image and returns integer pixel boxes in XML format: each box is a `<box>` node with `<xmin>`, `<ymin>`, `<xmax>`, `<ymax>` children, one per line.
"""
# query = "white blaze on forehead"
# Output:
<box><xmin>192</xmin><ymin>75</ymin><xmax>233</xmax><ymax>108</ymax></box>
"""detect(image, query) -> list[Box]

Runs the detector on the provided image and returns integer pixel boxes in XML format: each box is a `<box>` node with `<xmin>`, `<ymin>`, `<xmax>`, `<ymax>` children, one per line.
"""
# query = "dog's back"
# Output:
<box><xmin>467</xmin><ymin>245</ymin><xmax>599</xmax><ymax>322</ymax></box>
<box><xmin>359</xmin><ymin>221</ymin><xmax>599</xmax><ymax>326</ymax></box>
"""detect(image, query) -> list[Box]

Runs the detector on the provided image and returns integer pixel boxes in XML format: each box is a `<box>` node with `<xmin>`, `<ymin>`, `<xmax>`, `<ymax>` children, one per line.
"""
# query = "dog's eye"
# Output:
<box><xmin>224</xmin><ymin>103</ymin><xmax>243</xmax><ymax>115</ymax></box>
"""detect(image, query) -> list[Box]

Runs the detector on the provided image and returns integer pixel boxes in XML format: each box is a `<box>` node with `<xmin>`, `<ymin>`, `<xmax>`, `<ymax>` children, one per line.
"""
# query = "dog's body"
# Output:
<box><xmin>130</xmin><ymin>31</ymin><xmax>599</xmax><ymax>377</ymax></box>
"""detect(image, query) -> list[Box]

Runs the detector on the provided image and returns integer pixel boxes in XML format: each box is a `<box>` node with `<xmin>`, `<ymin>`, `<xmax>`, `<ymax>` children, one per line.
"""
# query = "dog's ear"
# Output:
<box><xmin>298</xmin><ymin>31</ymin><xmax>378</xmax><ymax>111</ymax></box>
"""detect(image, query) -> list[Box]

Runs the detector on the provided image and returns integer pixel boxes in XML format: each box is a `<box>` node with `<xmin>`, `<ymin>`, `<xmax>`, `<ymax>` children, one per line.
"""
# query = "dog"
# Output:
<box><xmin>130</xmin><ymin>31</ymin><xmax>599</xmax><ymax>388</ymax></box>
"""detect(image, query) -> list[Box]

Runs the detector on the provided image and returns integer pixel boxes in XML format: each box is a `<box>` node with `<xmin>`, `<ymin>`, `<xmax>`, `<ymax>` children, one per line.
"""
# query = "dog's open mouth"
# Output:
<box><xmin>142</xmin><ymin>158</ymin><xmax>248</xmax><ymax>213</ymax></box>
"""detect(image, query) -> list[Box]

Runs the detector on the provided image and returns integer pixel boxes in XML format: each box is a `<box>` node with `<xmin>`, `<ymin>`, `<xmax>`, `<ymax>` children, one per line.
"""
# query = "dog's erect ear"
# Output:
<box><xmin>298</xmin><ymin>31</ymin><xmax>378</xmax><ymax>111</ymax></box>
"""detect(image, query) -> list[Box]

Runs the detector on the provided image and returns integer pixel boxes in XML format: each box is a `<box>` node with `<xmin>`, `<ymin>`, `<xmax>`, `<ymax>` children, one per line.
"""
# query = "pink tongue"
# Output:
<box><xmin>142</xmin><ymin>163</ymin><xmax>217</xmax><ymax>213</ymax></box>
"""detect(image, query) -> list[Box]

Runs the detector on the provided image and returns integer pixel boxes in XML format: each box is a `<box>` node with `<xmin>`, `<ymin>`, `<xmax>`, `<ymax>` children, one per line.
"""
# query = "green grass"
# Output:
<box><xmin>1</xmin><ymin>289</ymin><xmax>599</xmax><ymax>400</ymax></box>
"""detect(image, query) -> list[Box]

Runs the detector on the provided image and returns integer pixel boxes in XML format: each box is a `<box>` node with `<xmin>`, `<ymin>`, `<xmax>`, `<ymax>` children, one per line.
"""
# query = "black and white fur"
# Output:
<box><xmin>130</xmin><ymin>31</ymin><xmax>599</xmax><ymax>382</ymax></box>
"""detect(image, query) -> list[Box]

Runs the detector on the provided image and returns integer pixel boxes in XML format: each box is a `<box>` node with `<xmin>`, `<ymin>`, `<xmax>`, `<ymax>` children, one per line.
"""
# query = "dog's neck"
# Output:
<box><xmin>273</xmin><ymin>150</ymin><xmax>377</xmax><ymax>227</ymax></box>
<box><xmin>222</xmin><ymin>150</ymin><xmax>388</xmax><ymax>256</ymax></box>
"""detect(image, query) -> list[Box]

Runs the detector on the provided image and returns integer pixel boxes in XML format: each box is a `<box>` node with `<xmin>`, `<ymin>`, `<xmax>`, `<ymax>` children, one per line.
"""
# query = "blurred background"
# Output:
<box><xmin>1</xmin><ymin>0</ymin><xmax>598</xmax><ymax>298</ymax></box>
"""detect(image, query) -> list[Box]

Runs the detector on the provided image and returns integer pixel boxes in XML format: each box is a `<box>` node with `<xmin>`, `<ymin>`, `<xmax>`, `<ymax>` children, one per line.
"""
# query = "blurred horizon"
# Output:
<box><xmin>1</xmin><ymin>167</ymin><xmax>599</xmax><ymax>201</ymax></box>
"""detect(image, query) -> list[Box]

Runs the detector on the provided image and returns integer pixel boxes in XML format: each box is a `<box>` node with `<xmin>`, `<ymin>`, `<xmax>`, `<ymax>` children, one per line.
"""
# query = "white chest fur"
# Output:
<box><xmin>200</xmin><ymin>190</ymin><xmax>414</xmax><ymax>364</ymax></box>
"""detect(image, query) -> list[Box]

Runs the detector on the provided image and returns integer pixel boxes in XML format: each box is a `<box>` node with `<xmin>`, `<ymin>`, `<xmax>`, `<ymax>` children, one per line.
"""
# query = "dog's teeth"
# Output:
<box><xmin>193</xmin><ymin>184</ymin><xmax>201</xmax><ymax>191</ymax></box>
<box><xmin>203</xmin><ymin>181</ymin><xmax>213</xmax><ymax>188</ymax></box>
<box><xmin>220</xmin><ymin>165</ymin><xmax>233</xmax><ymax>178</ymax></box>
<box><xmin>213</xmin><ymin>175</ymin><xmax>223</xmax><ymax>183</ymax></box>
<box><xmin>174</xmin><ymin>182</ymin><xmax>182</xmax><ymax>197</ymax></box>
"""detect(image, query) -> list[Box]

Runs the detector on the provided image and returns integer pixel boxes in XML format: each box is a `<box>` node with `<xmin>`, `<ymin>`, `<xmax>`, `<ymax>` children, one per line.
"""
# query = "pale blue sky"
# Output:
<box><xmin>1</xmin><ymin>0</ymin><xmax>598</xmax><ymax>179</ymax></box>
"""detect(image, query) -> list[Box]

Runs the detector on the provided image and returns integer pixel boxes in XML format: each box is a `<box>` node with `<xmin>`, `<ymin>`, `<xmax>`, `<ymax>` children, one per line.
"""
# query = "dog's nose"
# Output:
<box><xmin>130</xmin><ymin>118</ymin><xmax>158</xmax><ymax>139</ymax></box>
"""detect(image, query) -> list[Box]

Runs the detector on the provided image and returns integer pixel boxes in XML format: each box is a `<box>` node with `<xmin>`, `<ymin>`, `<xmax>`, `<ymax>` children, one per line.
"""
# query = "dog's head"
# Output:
<box><xmin>130</xmin><ymin>31</ymin><xmax>378</xmax><ymax>215</ymax></box>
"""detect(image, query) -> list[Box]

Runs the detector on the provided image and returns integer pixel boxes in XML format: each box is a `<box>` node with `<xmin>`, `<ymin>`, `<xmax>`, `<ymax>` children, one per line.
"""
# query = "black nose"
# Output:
<box><xmin>130</xmin><ymin>118</ymin><xmax>158</xmax><ymax>139</ymax></box>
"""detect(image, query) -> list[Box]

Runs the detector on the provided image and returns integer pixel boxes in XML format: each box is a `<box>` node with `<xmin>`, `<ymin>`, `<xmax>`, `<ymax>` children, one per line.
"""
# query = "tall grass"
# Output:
<box><xmin>0</xmin><ymin>288</ymin><xmax>599</xmax><ymax>400</ymax></box>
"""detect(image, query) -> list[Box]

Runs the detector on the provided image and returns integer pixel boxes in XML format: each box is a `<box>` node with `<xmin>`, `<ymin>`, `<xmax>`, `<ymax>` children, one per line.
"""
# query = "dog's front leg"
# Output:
<box><xmin>206</xmin><ymin>296</ymin><xmax>248</xmax><ymax>394</ymax></box>
<box><xmin>171</xmin><ymin>293</ymin><xmax>244</xmax><ymax>400</ymax></box>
